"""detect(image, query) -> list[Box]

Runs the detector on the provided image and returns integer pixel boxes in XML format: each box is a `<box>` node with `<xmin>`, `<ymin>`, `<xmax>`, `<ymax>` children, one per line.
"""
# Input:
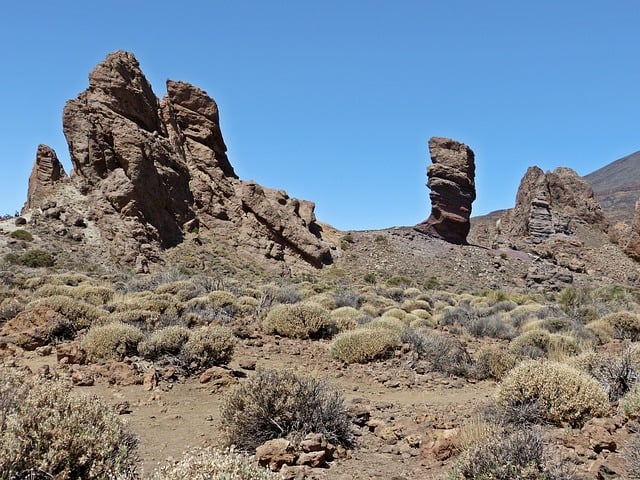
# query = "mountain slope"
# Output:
<box><xmin>584</xmin><ymin>150</ymin><xmax>640</xmax><ymax>223</ymax></box>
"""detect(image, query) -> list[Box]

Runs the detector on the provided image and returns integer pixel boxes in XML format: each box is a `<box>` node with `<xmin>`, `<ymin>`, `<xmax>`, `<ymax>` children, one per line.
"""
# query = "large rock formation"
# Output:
<box><xmin>499</xmin><ymin>166</ymin><xmax>608</xmax><ymax>243</ymax></box>
<box><xmin>24</xmin><ymin>51</ymin><xmax>332</xmax><ymax>273</ymax></box>
<box><xmin>414</xmin><ymin>137</ymin><xmax>476</xmax><ymax>244</ymax></box>
<box><xmin>24</xmin><ymin>145</ymin><xmax>67</xmax><ymax>210</ymax></box>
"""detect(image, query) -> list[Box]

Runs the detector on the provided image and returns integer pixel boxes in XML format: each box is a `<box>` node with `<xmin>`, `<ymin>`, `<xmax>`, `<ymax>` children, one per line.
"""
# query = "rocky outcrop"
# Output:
<box><xmin>414</xmin><ymin>137</ymin><xmax>476</xmax><ymax>244</ymax></box>
<box><xmin>24</xmin><ymin>144</ymin><xmax>67</xmax><ymax>210</ymax></box>
<box><xmin>24</xmin><ymin>50</ymin><xmax>332</xmax><ymax>272</ymax></box>
<box><xmin>499</xmin><ymin>166</ymin><xmax>608</xmax><ymax>244</ymax></box>
<box><xmin>623</xmin><ymin>200</ymin><xmax>640</xmax><ymax>261</ymax></box>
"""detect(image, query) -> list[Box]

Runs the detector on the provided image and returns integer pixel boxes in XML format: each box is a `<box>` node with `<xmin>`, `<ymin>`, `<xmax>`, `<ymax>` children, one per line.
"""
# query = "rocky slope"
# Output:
<box><xmin>22</xmin><ymin>51</ymin><xmax>333</xmax><ymax>274</ymax></box>
<box><xmin>585</xmin><ymin>150</ymin><xmax>640</xmax><ymax>223</ymax></box>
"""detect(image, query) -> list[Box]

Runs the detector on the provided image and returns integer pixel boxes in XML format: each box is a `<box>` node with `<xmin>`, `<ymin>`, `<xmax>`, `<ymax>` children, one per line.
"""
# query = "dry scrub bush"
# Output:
<box><xmin>509</xmin><ymin>330</ymin><xmax>580</xmax><ymax>360</ymax></box>
<box><xmin>181</xmin><ymin>325</ymin><xmax>235</xmax><ymax>371</ymax></box>
<box><xmin>330</xmin><ymin>306</ymin><xmax>369</xmax><ymax>332</ymax></box>
<box><xmin>149</xmin><ymin>447</ymin><xmax>278</xmax><ymax>479</ymax></box>
<box><xmin>571</xmin><ymin>347</ymin><xmax>640</xmax><ymax>401</ymax></box>
<box><xmin>407</xmin><ymin>330</ymin><xmax>473</xmax><ymax>376</ymax></box>
<box><xmin>0</xmin><ymin>369</ymin><xmax>138</xmax><ymax>479</ymax></box>
<box><xmin>467</xmin><ymin>313</ymin><xmax>516</xmax><ymax>340</ymax></box>
<box><xmin>305</xmin><ymin>293</ymin><xmax>337</xmax><ymax>310</ymax></box>
<box><xmin>401</xmin><ymin>298</ymin><xmax>431</xmax><ymax>312</ymax></box>
<box><xmin>587</xmin><ymin>311</ymin><xmax>640</xmax><ymax>343</ymax></box>
<box><xmin>33</xmin><ymin>284</ymin><xmax>115</xmax><ymax>305</ymax></box>
<box><xmin>620</xmin><ymin>384</ymin><xmax>640</xmax><ymax>418</ymax></box>
<box><xmin>623</xmin><ymin>432</ymin><xmax>640</xmax><ymax>478</ymax></box>
<box><xmin>110</xmin><ymin>292</ymin><xmax>180</xmax><ymax>316</ymax></box>
<box><xmin>220</xmin><ymin>368</ymin><xmax>351</xmax><ymax>451</ymax></box>
<box><xmin>138</xmin><ymin>325</ymin><xmax>191</xmax><ymax>360</ymax></box>
<box><xmin>497</xmin><ymin>360</ymin><xmax>609</xmax><ymax>426</ymax></box>
<box><xmin>473</xmin><ymin>345</ymin><xmax>519</xmax><ymax>380</ymax></box>
<box><xmin>155</xmin><ymin>280</ymin><xmax>199</xmax><ymax>301</ymax></box>
<box><xmin>451</xmin><ymin>428</ymin><xmax>570</xmax><ymax>480</ymax></box>
<box><xmin>410</xmin><ymin>317</ymin><xmax>436</xmax><ymax>329</ymax></box>
<box><xmin>382</xmin><ymin>307</ymin><xmax>409</xmax><ymax>322</ymax></box>
<box><xmin>82</xmin><ymin>322</ymin><xmax>145</xmax><ymax>362</ymax></box>
<box><xmin>364</xmin><ymin>316</ymin><xmax>407</xmax><ymax>334</ymax></box>
<box><xmin>28</xmin><ymin>295</ymin><xmax>107</xmax><ymax>329</ymax></box>
<box><xmin>410</xmin><ymin>308</ymin><xmax>432</xmax><ymax>320</ymax></box>
<box><xmin>0</xmin><ymin>297</ymin><xmax>22</xmax><ymax>321</ymax></box>
<box><xmin>331</xmin><ymin>329</ymin><xmax>399</xmax><ymax>363</ymax></box>
<box><xmin>262</xmin><ymin>303</ymin><xmax>334</xmax><ymax>339</ymax></box>
<box><xmin>107</xmin><ymin>309</ymin><xmax>161</xmax><ymax>330</ymax></box>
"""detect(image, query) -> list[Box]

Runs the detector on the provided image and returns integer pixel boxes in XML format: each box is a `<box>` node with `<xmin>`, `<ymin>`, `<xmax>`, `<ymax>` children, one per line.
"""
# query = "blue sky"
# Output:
<box><xmin>1</xmin><ymin>1</ymin><xmax>639</xmax><ymax>230</ymax></box>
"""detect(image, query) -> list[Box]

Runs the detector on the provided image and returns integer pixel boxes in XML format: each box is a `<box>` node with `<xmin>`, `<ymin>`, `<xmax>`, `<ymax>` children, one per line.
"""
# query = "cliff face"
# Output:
<box><xmin>25</xmin><ymin>51</ymin><xmax>333</xmax><ymax>273</ymax></box>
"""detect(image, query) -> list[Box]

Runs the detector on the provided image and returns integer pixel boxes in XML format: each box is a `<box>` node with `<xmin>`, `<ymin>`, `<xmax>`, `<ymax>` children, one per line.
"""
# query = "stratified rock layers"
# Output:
<box><xmin>27</xmin><ymin>50</ymin><xmax>332</xmax><ymax>272</ymax></box>
<box><xmin>414</xmin><ymin>137</ymin><xmax>476</xmax><ymax>244</ymax></box>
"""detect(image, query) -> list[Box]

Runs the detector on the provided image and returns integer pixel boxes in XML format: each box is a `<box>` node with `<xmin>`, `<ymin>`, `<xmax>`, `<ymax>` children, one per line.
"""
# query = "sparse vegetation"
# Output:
<box><xmin>262</xmin><ymin>302</ymin><xmax>334</xmax><ymax>339</ymax></box>
<box><xmin>0</xmin><ymin>369</ymin><xmax>138</xmax><ymax>479</ymax></box>
<box><xmin>82</xmin><ymin>322</ymin><xmax>145</xmax><ymax>361</ymax></box>
<box><xmin>9</xmin><ymin>229</ymin><xmax>32</xmax><ymax>241</ymax></box>
<box><xmin>331</xmin><ymin>328</ymin><xmax>399</xmax><ymax>363</ymax></box>
<box><xmin>497</xmin><ymin>360</ymin><xmax>609</xmax><ymax>426</ymax></box>
<box><xmin>219</xmin><ymin>368</ymin><xmax>351</xmax><ymax>451</ymax></box>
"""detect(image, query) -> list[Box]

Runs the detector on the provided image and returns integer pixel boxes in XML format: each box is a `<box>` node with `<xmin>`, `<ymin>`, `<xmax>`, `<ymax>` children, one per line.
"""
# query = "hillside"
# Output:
<box><xmin>584</xmin><ymin>150</ymin><xmax>640</xmax><ymax>223</ymax></box>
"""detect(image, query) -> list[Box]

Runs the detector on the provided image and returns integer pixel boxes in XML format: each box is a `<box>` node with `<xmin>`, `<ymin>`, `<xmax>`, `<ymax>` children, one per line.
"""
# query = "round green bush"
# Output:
<box><xmin>330</xmin><ymin>306</ymin><xmax>368</xmax><ymax>331</ymax></box>
<box><xmin>497</xmin><ymin>360</ymin><xmax>609</xmax><ymax>426</ymax></box>
<box><xmin>330</xmin><ymin>329</ymin><xmax>399</xmax><ymax>363</ymax></box>
<box><xmin>181</xmin><ymin>325</ymin><xmax>236</xmax><ymax>371</ymax></box>
<box><xmin>0</xmin><ymin>370</ymin><xmax>138</xmax><ymax>479</ymax></box>
<box><xmin>262</xmin><ymin>302</ymin><xmax>334</xmax><ymax>339</ymax></box>
<box><xmin>138</xmin><ymin>325</ymin><xmax>191</xmax><ymax>360</ymax></box>
<box><xmin>19</xmin><ymin>249</ymin><xmax>54</xmax><ymax>267</ymax></box>
<box><xmin>82</xmin><ymin>322</ymin><xmax>145</xmax><ymax>362</ymax></box>
<box><xmin>9</xmin><ymin>229</ymin><xmax>33</xmax><ymax>241</ymax></box>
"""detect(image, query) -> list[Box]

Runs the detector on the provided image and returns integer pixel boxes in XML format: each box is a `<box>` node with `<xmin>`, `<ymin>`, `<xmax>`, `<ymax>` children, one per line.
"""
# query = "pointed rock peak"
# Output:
<box><xmin>86</xmin><ymin>50</ymin><xmax>159</xmax><ymax>132</ymax></box>
<box><xmin>415</xmin><ymin>136</ymin><xmax>476</xmax><ymax>244</ymax></box>
<box><xmin>24</xmin><ymin>144</ymin><xmax>67</xmax><ymax>211</ymax></box>
<box><xmin>166</xmin><ymin>80</ymin><xmax>220</xmax><ymax>123</ymax></box>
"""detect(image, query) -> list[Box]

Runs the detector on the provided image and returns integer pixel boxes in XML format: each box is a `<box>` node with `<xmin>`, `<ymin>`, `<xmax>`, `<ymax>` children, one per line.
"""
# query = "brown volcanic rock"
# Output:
<box><xmin>500</xmin><ymin>166</ymin><xmax>608</xmax><ymax>244</ymax></box>
<box><xmin>31</xmin><ymin>50</ymin><xmax>331</xmax><ymax>272</ymax></box>
<box><xmin>623</xmin><ymin>200</ymin><xmax>640</xmax><ymax>260</ymax></box>
<box><xmin>414</xmin><ymin>137</ymin><xmax>476</xmax><ymax>244</ymax></box>
<box><xmin>24</xmin><ymin>144</ymin><xmax>67</xmax><ymax>210</ymax></box>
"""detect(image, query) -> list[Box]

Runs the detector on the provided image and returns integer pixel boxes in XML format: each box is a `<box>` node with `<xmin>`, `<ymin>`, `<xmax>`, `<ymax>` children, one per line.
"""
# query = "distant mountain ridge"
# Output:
<box><xmin>584</xmin><ymin>150</ymin><xmax>640</xmax><ymax>223</ymax></box>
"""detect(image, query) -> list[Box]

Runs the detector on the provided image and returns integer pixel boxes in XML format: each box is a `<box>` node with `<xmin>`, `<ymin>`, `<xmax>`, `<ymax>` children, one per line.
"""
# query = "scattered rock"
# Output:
<box><xmin>255</xmin><ymin>438</ymin><xmax>298</xmax><ymax>471</ymax></box>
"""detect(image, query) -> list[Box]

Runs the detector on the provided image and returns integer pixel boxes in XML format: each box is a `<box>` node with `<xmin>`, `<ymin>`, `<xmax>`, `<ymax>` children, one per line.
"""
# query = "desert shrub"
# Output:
<box><xmin>620</xmin><ymin>383</ymin><xmax>640</xmax><ymax>418</ymax></box>
<box><xmin>452</xmin><ymin>428</ymin><xmax>569</xmax><ymax>480</ymax></box>
<box><xmin>497</xmin><ymin>360</ymin><xmax>609</xmax><ymax>426</ymax></box>
<box><xmin>467</xmin><ymin>314</ymin><xmax>516</xmax><ymax>340</ymax></box>
<box><xmin>331</xmin><ymin>329</ymin><xmax>399</xmax><ymax>363</ymax></box>
<box><xmin>262</xmin><ymin>303</ymin><xmax>334</xmax><ymax>339</ymax></box>
<box><xmin>220</xmin><ymin>368</ymin><xmax>351</xmax><ymax>451</ymax></box>
<box><xmin>0</xmin><ymin>370</ymin><xmax>138</xmax><ymax>479</ymax></box>
<box><xmin>33</xmin><ymin>284</ymin><xmax>115</xmax><ymax>306</ymax></box>
<box><xmin>401</xmin><ymin>298</ymin><xmax>431</xmax><ymax>313</ymax></box>
<box><xmin>333</xmin><ymin>289</ymin><xmax>361</xmax><ymax>308</ymax></box>
<box><xmin>382</xmin><ymin>307</ymin><xmax>408</xmax><ymax>322</ymax></box>
<box><xmin>330</xmin><ymin>306</ymin><xmax>369</xmax><ymax>332</ymax></box>
<box><xmin>473</xmin><ymin>345</ymin><xmax>519</xmax><ymax>380</ymax></box>
<box><xmin>108</xmin><ymin>309</ymin><xmax>161</xmax><ymax>330</ymax></box>
<box><xmin>410</xmin><ymin>308</ymin><xmax>432</xmax><ymax>319</ymax></box>
<box><xmin>0</xmin><ymin>298</ymin><xmax>22</xmax><ymax>321</ymax></box>
<box><xmin>409</xmin><ymin>317</ymin><xmax>436</xmax><ymax>329</ymax></box>
<box><xmin>18</xmin><ymin>249</ymin><xmax>54</xmax><ymax>268</ymax></box>
<box><xmin>510</xmin><ymin>330</ymin><xmax>580</xmax><ymax>360</ymax></box>
<box><xmin>82</xmin><ymin>322</ymin><xmax>145</xmax><ymax>362</ymax></box>
<box><xmin>305</xmin><ymin>293</ymin><xmax>337</xmax><ymax>310</ymax></box>
<box><xmin>573</xmin><ymin>348</ymin><xmax>640</xmax><ymax>401</ymax></box>
<box><xmin>438</xmin><ymin>306</ymin><xmax>473</xmax><ymax>326</ymax></box>
<box><xmin>409</xmin><ymin>330</ymin><xmax>473</xmax><ymax>376</ymax></box>
<box><xmin>138</xmin><ymin>325</ymin><xmax>191</xmax><ymax>360</ymax></box>
<box><xmin>9</xmin><ymin>229</ymin><xmax>32</xmax><ymax>241</ymax></box>
<box><xmin>587</xmin><ymin>311</ymin><xmax>640</xmax><ymax>343</ymax></box>
<box><xmin>110</xmin><ymin>292</ymin><xmax>180</xmax><ymax>316</ymax></box>
<box><xmin>476</xmin><ymin>300</ymin><xmax>518</xmax><ymax>317</ymax></box>
<box><xmin>181</xmin><ymin>325</ymin><xmax>235</xmax><ymax>371</ymax></box>
<box><xmin>28</xmin><ymin>295</ymin><xmax>107</xmax><ymax>329</ymax></box>
<box><xmin>150</xmin><ymin>447</ymin><xmax>278</xmax><ymax>479</ymax></box>
<box><xmin>364</xmin><ymin>316</ymin><xmax>407</xmax><ymax>334</ymax></box>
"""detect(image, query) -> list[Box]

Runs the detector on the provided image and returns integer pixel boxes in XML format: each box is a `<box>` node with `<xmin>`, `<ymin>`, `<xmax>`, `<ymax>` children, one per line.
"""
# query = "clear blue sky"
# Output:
<box><xmin>1</xmin><ymin>1</ymin><xmax>639</xmax><ymax>230</ymax></box>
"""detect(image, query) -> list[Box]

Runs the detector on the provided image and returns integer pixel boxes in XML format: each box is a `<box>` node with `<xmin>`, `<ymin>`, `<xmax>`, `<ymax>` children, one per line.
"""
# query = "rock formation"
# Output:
<box><xmin>414</xmin><ymin>137</ymin><xmax>476</xmax><ymax>244</ymax></box>
<box><xmin>23</xmin><ymin>51</ymin><xmax>333</xmax><ymax>273</ymax></box>
<box><xmin>499</xmin><ymin>166</ymin><xmax>608</xmax><ymax>243</ymax></box>
<box><xmin>623</xmin><ymin>200</ymin><xmax>640</xmax><ymax>261</ymax></box>
<box><xmin>24</xmin><ymin>144</ymin><xmax>67</xmax><ymax>210</ymax></box>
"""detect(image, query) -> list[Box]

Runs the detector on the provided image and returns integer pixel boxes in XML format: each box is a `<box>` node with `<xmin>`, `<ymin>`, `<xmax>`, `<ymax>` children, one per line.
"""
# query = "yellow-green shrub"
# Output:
<box><xmin>82</xmin><ymin>322</ymin><xmax>144</xmax><ymax>362</ymax></box>
<box><xmin>181</xmin><ymin>326</ymin><xmax>236</xmax><ymax>371</ymax></box>
<box><xmin>620</xmin><ymin>383</ymin><xmax>640</xmax><ymax>419</ymax></box>
<box><xmin>473</xmin><ymin>345</ymin><xmax>519</xmax><ymax>380</ymax></box>
<box><xmin>497</xmin><ymin>360</ymin><xmax>609</xmax><ymax>426</ymax></box>
<box><xmin>28</xmin><ymin>295</ymin><xmax>107</xmax><ymax>329</ymax></box>
<box><xmin>138</xmin><ymin>325</ymin><xmax>191</xmax><ymax>360</ymax></box>
<box><xmin>587</xmin><ymin>311</ymin><xmax>640</xmax><ymax>343</ymax></box>
<box><xmin>331</xmin><ymin>329</ymin><xmax>399</xmax><ymax>363</ymax></box>
<box><xmin>262</xmin><ymin>303</ymin><xmax>334</xmax><ymax>339</ymax></box>
<box><xmin>330</xmin><ymin>306</ymin><xmax>368</xmax><ymax>332</ymax></box>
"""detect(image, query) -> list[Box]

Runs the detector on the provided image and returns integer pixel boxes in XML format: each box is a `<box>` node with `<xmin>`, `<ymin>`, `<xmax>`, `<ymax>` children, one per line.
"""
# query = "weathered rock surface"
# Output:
<box><xmin>623</xmin><ymin>199</ymin><xmax>640</xmax><ymax>261</ymax></box>
<box><xmin>499</xmin><ymin>166</ymin><xmax>608</xmax><ymax>244</ymax></box>
<box><xmin>24</xmin><ymin>145</ymin><xmax>67</xmax><ymax>210</ymax></box>
<box><xmin>23</xmin><ymin>50</ymin><xmax>333</xmax><ymax>273</ymax></box>
<box><xmin>414</xmin><ymin>137</ymin><xmax>476</xmax><ymax>244</ymax></box>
